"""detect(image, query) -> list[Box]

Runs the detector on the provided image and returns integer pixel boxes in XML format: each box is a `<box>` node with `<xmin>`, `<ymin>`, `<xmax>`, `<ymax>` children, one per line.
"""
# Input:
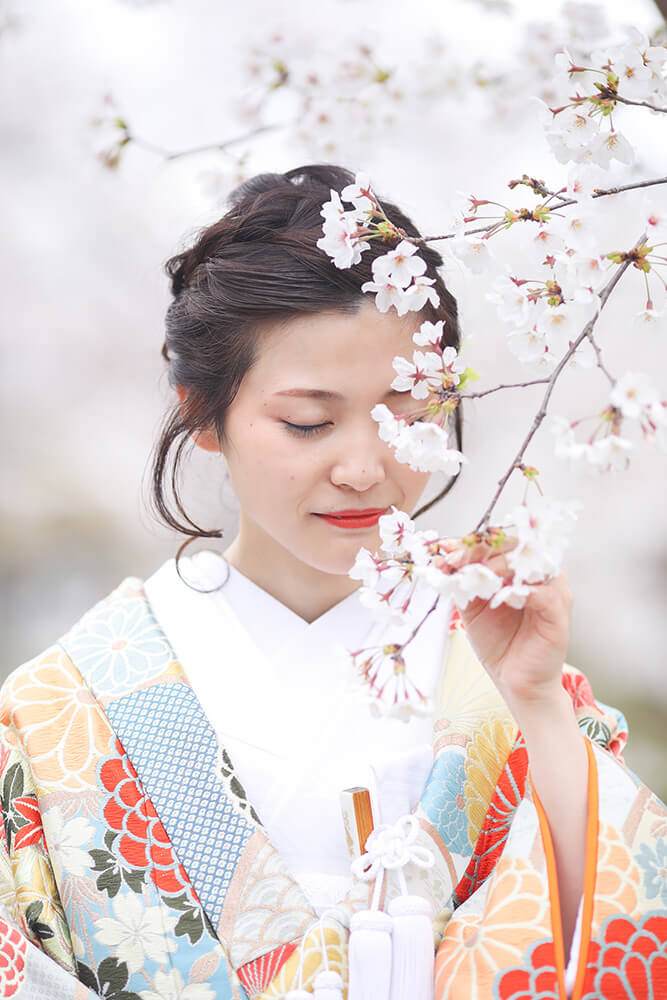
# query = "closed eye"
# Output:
<box><xmin>283</xmin><ymin>421</ymin><xmax>331</xmax><ymax>437</ymax></box>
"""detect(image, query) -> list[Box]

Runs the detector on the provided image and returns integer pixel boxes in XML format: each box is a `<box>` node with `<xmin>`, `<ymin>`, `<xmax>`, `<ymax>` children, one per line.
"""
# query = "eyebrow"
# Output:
<box><xmin>274</xmin><ymin>387</ymin><xmax>407</xmax><ymax>400</ymax></box>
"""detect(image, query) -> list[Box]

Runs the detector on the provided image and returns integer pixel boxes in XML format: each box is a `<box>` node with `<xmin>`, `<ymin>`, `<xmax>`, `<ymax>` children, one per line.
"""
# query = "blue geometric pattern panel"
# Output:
<box><xmin>106</xmin><ymin>682</ymin><xmax>255</xmax><ymax>926</ymax></box>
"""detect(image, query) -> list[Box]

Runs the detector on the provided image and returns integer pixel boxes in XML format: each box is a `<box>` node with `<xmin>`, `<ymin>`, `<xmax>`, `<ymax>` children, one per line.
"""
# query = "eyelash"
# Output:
<box><xmin>283</xmin><ymin>421</ymin><xmax>331</xmax><ymax>437</ymax></box>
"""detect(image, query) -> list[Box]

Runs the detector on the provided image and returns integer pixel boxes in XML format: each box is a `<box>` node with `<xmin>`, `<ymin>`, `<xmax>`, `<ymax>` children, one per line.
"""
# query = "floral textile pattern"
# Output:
<box><xmin>493</xmin><ymin>939</ymin><xmax>560</xmax><ymax>1000</ymax></box>
<box><xmin>580</xmin><ymin>912</ymin><xmax>667</xmax><ymax>999</ymax></box>
<box><xmin>62</xmin><ymin>595</ymin><xmax>172</xmax><ymax>699</ymax></box>
<box><xmin>637</xmin><ymin>838</ymin><xmax>667</xmax><ymax>908</ymax></box>
<box><xmin>98</xmin><ymin>738</ymin><xmax>194</xmax><ymax>899</ymax></box>
<box><xmin>0</xmin><ymin>917</ymin><xmax>27</xmax><ymax>998</ymax></box>
<box><xmin>421</xmin><ymin>750</ymin><xmax>470</xmax><ymax>856</ymax></box>
<box><xmin>436</xmin><ymin>856</ymin><xmax>551</xmax><ymax>998</ymax></box>
<box><xmin>454</xmin><ymin>742</ymin><xmax>528</xmax><ymax>907</ymax></box>
<box><xmin>0</xmin><ymin>647</ymin><xmax>114</xmax><ymax>793</ymax></box>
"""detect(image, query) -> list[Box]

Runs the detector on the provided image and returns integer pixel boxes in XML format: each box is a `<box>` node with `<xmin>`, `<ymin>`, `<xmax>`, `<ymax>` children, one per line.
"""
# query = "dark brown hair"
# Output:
<box><xmin>150</xmin><ymin>163</ymin><xmax>463</xmax><ymax>550</ymax></box>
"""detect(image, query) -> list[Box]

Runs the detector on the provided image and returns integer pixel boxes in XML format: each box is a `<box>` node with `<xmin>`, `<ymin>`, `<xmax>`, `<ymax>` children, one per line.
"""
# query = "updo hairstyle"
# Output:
<box><xmin>151</xmin><ymin>163</ymin><xmax>464</xmax><ymax>548</ymax></box>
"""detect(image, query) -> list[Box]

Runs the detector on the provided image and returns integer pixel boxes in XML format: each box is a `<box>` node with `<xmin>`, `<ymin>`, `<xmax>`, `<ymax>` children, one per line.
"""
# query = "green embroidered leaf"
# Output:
<box><xmin>75</xmin><ymin>961</ymin><xmax>99</xmax><ymax>991</ymax></box>
<box><xmin>104</xmin><ymin>829</ymin><xmax>118</xmax><ymax>852</ymax></box>
<box><xmin>121</xmin><ymin>867</ymin><xmax>145</xmax><ymax>893</ymax></box>
<box><xmin>89</xmin><ymin>848</ymin><xmax>116</xmax><ymax>873</ymax></box>
<box><xmin>25</xmin><ymin>901</ymin><xmax>53</xmax><ymax>941</ymax></box>
<box><xmin>578</xmin><ymin>716</ymin><xmax>612</xmax><ymax>747</ymax></box>
<box><xmin>97</xmin><ymin>867</ymin><xmax>122</xmax><ymax>898</ymax></box>
<box><xmin>25</xmin><ymin>900</ymin><xmax>43</xmax><ymax>924</ymax></box>
<box><xmin>175</xmin><ymin>907</ymin><xmax>203</xmax><ymax>945</ymax></box>
<box><xmin>163</xmin><ymin>891</ymin><xmax>191</xmax><ymax>912</ymax></box>
<box><xmin>2</xmin><ymin>762</ymin><xmax>24</xmax><ymax>810</ymax></box>
<box><xmin>98</xmin><ymin>956</ymin><xmax>129</xmax><ymax>992</ymax></box>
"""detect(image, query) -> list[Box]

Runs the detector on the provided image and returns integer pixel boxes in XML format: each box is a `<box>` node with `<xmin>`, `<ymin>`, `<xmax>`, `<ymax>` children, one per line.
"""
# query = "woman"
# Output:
<box><xmin>0</xmin><ymin>165</ymin><xmax>663</xmax><ymax>1000</ymax></box>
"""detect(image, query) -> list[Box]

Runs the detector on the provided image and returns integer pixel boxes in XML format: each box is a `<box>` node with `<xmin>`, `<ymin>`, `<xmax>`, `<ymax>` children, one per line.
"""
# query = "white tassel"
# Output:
<box><xmin>387</xmin><ymin>894</ymin><xmax>434</xmax><ymax>1000</ymax></box>
<box><xmin>285</xmin><ymin>992</ymin><xmax>311</xmax><ymax>999</ymax></box>
<box><xmin>348</xmin><ymin>908</ymin><xmax>393</xmax><ymax>1000</ymax></box>
<box><xmin>313</xmin><ymin>968</ymin><xmax>344</xmax><ymax>999</ymax></box>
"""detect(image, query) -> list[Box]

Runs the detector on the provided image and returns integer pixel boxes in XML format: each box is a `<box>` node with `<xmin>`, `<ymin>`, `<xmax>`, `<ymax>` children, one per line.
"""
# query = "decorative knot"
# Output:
<box><xmin>351</xmin><ymin>814</ymin><xmax>434</xmax><ymax>882</ymax></box>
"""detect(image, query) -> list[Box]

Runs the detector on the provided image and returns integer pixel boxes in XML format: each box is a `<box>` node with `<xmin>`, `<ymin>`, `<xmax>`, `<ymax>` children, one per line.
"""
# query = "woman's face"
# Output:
<box><xmin>205</xmin><ymin>301</ymin><xmax>432</xmax><ymax>577</ymax></box>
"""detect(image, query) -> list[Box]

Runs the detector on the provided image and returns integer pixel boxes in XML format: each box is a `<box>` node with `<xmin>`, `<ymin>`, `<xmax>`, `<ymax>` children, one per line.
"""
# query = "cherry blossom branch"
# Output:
<box><xmin>584</xmin><ymin>330</ymin><xmax>617</xmax><ymax>385</ymax></box>
<box><xmin>399</xmin><ymin>596</ymin><xmax>440</xmax><ymax>653</ymax></box>
<box><xmin>456</xmin><ymin>378</ymin><xmax>552</xmax><ymax>400</ymax></box>
<box><xmin>611</xmin><ymin>94</ymin><xmax>667</xmax><ymax>114</ymax></box>
<box><xmin>417</xmin><ymin>176</ymin><xmax>667</xmax><ymax>242</ymax></box>
<box><xmin>472</xmin><ymin>233</ymin><xmax>646</xmax><ymax>533</ymax></box>
<box><xmin>127</xmin><ymin>123</ymin><xmax>280</xmax><ymax>160</ymax></box>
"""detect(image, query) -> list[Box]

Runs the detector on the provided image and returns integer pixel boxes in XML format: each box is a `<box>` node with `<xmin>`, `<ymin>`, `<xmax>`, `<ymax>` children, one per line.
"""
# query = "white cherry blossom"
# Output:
<box><xmin>349</xmin><ymin>547</ymin><xmax>381</xmax><ymax>588</ymax></box>
<box><xmin>449</xmin><ymin>235</ymin><xmax>495</xmax><ymax>274</ymax></box>
<box><xmin>489</xmin><ymin>581</ymin><xmax>535</xmax><ymax>609</ymax></box>
<box><xmin>487</xmin><ymin>275</ymin><xmax>537</xmax><ymax>325</ymax></box>
<box><xmin>610</xmin><ymin>371</ymin><xmax>660</xmax><ymax>419</ymax></box>
<box><xmin>589</xmin><ymin>434</ymin><xmax>634</xmax><ymax>472</ymax></box>
<box><xmin>94</xmin><ymin>892</ymin><xmax>178</xmax><ymax>973</ymax></box>
<box><xmin>361</xmin><ymin>275</ymin><xmax>407</xmax><ymax>313</ymax></box>
<box><xmin>396</xmin><ymin>275</ymin><xmax>440</xmax><ymax>314</ymax></box>
<box><xmin>507</xmin><ymin>326</ymin><xmax>550</xmax><ymax>365</ymax></box>
<box><xmin>633</xmin><ymin>305</ymin><xmax>666</xmax><ymax>332</ymax></box>
<box><xmin>565</xmin><ymin>163</ymin><xmax>603</xmax><ymax>201</ymax></box>
<box><xmin>392</xmin><ymin>421</ymin><xmax>468</xmax><ymax>474</ymax></box>
<box><xmin>317</xmin><ymin>215</ymin><xmax>369</xmax><ymax>269</ymax></box>
<box><xmin>391</xmin><ymin>350</ymin><xmax>445</xmax><ymax>399</ymax></box>
<box><xmin>502</xmin><ymin>496</ymin><xmax>580</xmax><ymax>584</ymax></box>
<box><xmin>545</xmin><ymin>107</ymin><xmax>599</xmax><ymax>164</ymax></box>
<box><xmin>644</xmin><ymin>203</ymin><xmax>667</xmax><ymax>244</ymax></box>
<box><xmin>413</xmin><ymin>319</ymin><xmax>446</xmax><ymax>349</ymax></box>
<box><xmin>550</xmin><ymin>415</ymin><xmax>594</xmax><ymax>462</ymax></box>
<box><xmin>42</xmin><ymin>808</ymin><xmax>94</xmax><ymax>882</ymax></box>
<box><xmin>448</xmin><ymin>562</ymin><xmax>502</xmax><ymax>609</ymax></box>
<box><xmin>372</xmin><ymin>241</ymin><xmax>427</xmax><ymax>289</ymax></box>
<box><xmin>378</xmin><ymin>506</ymin><xmax>421</xmax><ymax>557</ymax></box>
<box><xmin>614</xmin><ymin>44</ymin><xmax>655</xmax><ymax>101</ymax></box>
<box><xmin>140</xmin><ymin>969</ymin><xmax>215</xmax><ymax>1000</ymax></box>
<box><xmin>371</xmin><ymin>403</ymin><xmax>402</xmax><ymax>444</ymax></box>
<box><xmin>340</xmin><ymin>171</ymin><xmax>375</xmax><ymax>213</ymax></box>
<box><xmin>590</xmin><ymin>130</ymin><xmax>634</xmax><ymax>169</ymax></box>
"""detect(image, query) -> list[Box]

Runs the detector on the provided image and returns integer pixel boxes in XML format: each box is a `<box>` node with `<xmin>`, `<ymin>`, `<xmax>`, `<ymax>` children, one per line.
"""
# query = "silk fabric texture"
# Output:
<box><xmin>0</xmin><ymin>575</ymin><xmax>665</xmax><ymax>999</ymax></box>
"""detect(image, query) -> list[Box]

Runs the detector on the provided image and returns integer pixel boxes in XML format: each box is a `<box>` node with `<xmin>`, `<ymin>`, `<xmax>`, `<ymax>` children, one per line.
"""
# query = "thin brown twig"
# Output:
<box><xmin>457</xmin><ymin>378</ymin><xmax>552</xmax><ymax>400</ymax></box>
<box><xmin>398</xmin><ymin>597</ymin><xmax>440</xmax><ymax>653</ymax></box>
<box><xmin>585</xmin><ymin>329</ymin><xmax>616</xmax><ymax>385</ymax></box>
<box><xmin>417</xmin><ymin>177</ymin><xmax>667</xmax><ymax>243</ymax></box>
<box><xmin>612</xmin><ymin>94</ymin><xmax>667</xmax><ymax>114</ymax></box>
<box><xmin>127</xmin><ymin>123</ymin><xmax>281</xmax><ymax>161</ymax></box>
<box><xmin>471</xmin><ymin>232</ymin><xmax>647</xmax><ymax>533</ymax></box>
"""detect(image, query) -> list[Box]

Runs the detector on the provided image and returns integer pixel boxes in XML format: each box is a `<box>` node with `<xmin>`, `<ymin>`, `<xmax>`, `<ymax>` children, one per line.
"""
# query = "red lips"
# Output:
<box><xmin>316</xmin><ymin>508</ymin><xmax>387</xmax><ymax>529</ymax></box>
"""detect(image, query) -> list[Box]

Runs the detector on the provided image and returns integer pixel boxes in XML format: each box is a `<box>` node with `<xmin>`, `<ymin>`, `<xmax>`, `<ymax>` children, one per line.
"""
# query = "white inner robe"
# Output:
<box><xmin>144</xmin><ymin>550</ymin><xmax>452</xmax><ymax>914</ymax></box>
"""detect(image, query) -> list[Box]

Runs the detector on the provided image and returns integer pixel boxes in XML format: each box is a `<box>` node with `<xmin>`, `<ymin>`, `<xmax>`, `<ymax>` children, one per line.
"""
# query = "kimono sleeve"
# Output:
<box><xmin>0</xmin><ymin>723</ymin><xmax>99</xmax><ymax>999</ymax></box>
<box><xmin>433</xmin><ymin>661</ymin><xmax>667</xmax><ymax>1000</ymax></box>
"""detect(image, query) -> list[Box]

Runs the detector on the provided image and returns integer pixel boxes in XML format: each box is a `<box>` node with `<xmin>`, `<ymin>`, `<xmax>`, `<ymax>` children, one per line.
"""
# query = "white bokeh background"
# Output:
<box><xmin>1</xmin><ymin>0</ymin><xmax>665</xmax><ymax>793</ymax></box>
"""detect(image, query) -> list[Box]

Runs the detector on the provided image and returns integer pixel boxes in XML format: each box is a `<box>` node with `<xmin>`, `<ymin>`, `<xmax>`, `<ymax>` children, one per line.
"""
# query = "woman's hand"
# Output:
<box><xmin>445</xmin><ymin>536</ymin><xmax>573</xmax><ymax>710</ymax></box>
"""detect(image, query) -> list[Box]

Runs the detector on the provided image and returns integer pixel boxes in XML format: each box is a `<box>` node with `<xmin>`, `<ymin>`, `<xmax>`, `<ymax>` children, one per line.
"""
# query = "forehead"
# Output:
<box><xmin>249</xmin><ymin>302</ymin><xmax>421</xmax><ymax>390</ymax></box>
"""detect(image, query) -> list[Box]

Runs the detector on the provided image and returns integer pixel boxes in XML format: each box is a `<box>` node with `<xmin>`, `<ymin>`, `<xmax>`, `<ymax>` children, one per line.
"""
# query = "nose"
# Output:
<box><xmin>329</xmin><ymin>419</ymin><xmax>388</xmax><ymax>492</ymax></box>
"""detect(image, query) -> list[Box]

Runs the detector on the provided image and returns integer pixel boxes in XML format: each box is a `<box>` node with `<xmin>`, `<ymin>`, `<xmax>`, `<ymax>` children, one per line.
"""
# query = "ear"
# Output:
<box><xmin>176</xmin><ymin>386</ymin><xmax>222</xmax><ymax>454</ymax></box>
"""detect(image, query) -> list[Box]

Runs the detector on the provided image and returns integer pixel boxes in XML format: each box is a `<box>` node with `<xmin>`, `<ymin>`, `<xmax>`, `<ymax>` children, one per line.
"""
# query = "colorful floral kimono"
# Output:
<box><xmin>0</xmin><ymin>576</ymin><xmax>665</xmax><ymax>999</ymax></box>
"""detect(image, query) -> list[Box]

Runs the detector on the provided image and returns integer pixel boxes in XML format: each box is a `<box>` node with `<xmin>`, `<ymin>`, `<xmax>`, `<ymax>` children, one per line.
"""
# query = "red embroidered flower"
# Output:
<box><xmin>561</xmin><ymin>670</ymin><xmax>596</xmax><ymax>711</ymax></box>
<box><xmin>495</xmin><ymin>940</ymin><xmax>560</xmax><ymax>1000</ymax></box>
<box><xmin>13</xmin><ymin>796</ymin><xmax>45</xmax><ymax>851</ymax></box>
<box><xmin>99</xmin><ymin>738</ymin><xmax>193</xmax><ymax>896</ymax></box>
<box><xmin>0</xmin><ymin>917</ymin><xmax>27</xmax><ymax>998</ymax></box>
<box><xmin>581</xmin><ymin>912</ymin><xmax>667</xmax><ymax>999</ymax></box>
<box><xmin>454</xmin><ymin>742</ymin><xmax>528</xmax><ymax>905</ymax></box>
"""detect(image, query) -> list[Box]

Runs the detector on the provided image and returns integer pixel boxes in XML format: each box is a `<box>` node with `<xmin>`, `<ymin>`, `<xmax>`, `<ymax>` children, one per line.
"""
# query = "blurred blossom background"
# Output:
<box><xmin>1</xmin><ymin>0</ymin><xmax>665</xmax><ymax>793</ymax></box>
